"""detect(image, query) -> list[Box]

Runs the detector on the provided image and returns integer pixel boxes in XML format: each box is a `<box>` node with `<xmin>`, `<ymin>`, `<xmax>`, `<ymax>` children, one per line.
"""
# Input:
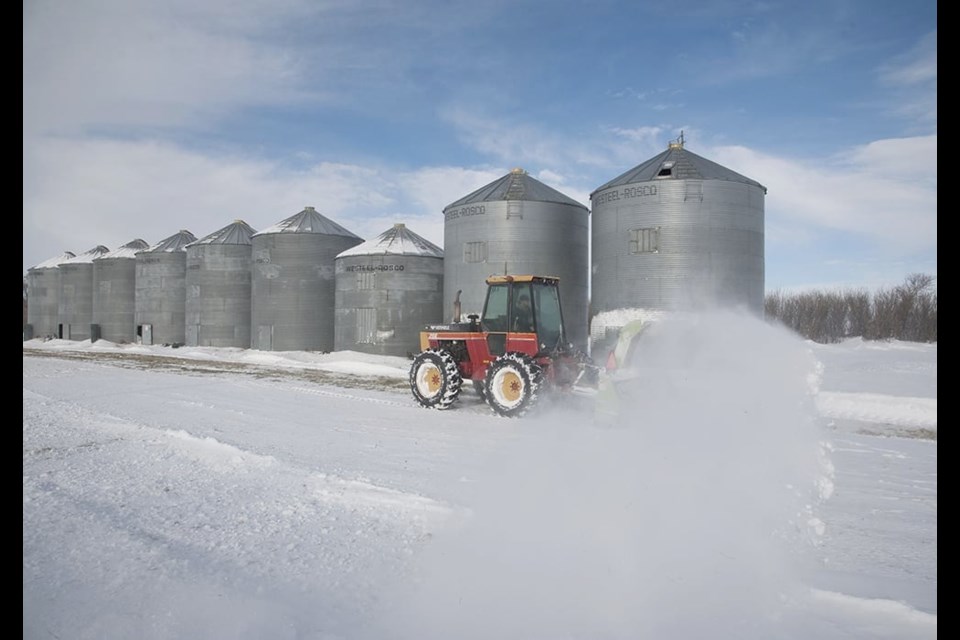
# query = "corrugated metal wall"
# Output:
<box><xmin>57</xmin><ymin>247</ymin><xmax>110</xmax><ymax>340</ymax></box>
<box><xmin>185</xmin><ymin>243</ymin><xmax>253</xmax><ymax>348</ymax></box>
<box><xmin>26</xmin><ymin>267</ymin><xmax>61</xmax><ymax>338</ymax></box>
<box><xmin>334</xmin><ymin>253</ymin><xmax>444</xmax><ymax>356</ymax></box>
<box><xmin>58</xmin><ymin>262</ymin><xmax>97</xmax><ymax>340</ymax></box>
<box><xmin>135</xmin><ymin>250</ymin><xmax>191</xmax><ymax>346</ymax></box>
<box><xmin>590</xmin><ymin>178</ymin><xmax>765</xmax><ymax>316</ymax></box>
<box><xmin>250</xmin><ymin>232</ymin><xmax>363</xmax><ymax>351</ymax></box>
<box><xmin>93</xmin><ymin>257</ymin><xmax>140</xmax><ymax>342</ymax></box>
<box><xmin>93</xmin><ymin>240</ymin><xmax>149</xmax><ymax>343</ymax></box>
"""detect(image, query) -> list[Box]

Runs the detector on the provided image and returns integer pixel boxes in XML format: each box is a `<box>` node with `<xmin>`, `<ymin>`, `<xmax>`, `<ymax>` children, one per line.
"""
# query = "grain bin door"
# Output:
<box><xmin>357</xmin><ymin>308</ymin><xmax>376</xmax><ymax>344</ymax></box>
<box><xmin>257</xmin><ymin>325</ymin><xmax>273</xmax><ymax>351</ymax></box>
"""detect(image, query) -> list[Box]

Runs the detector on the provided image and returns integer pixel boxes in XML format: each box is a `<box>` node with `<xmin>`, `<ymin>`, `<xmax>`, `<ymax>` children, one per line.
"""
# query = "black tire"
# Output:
<box><xmin>410</xmin><ymin>349</ymin><xmax>463</xmax><ymax>409</ymax></box>
<box><xmin>472</xmin><ymin>379</ymin><xmax>488</xmax><ymax>401</ymax></box>
<box><xmin>483</xmin><ymin>352</ymin><xmax>543</xmax><ymax>418</ymax></box>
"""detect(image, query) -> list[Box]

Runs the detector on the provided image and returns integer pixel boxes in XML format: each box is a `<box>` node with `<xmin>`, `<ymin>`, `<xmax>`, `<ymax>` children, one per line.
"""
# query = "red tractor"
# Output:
<box><xmin>409</xmin><ymin>275</ymin><xmax>598</xmax><ymax>417</ymax></box>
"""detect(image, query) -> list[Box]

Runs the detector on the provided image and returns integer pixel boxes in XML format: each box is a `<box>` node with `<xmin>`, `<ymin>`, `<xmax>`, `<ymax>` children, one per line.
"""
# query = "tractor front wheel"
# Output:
<box><xmin>483</xmin><ymin>352</ymin><xmax>543</xmax><ymax>418</ymax></box>
<box><xmin>410</xmin><ymin>349</ymin><xmax>463</xmax><ymax>409</ymax></box>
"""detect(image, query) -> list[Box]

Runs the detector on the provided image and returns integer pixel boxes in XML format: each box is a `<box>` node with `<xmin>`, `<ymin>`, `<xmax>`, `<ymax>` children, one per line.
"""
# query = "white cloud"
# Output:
<box><xmin>879</xmin><ymin>30</ymin><xmax>937</xmax><ymax>87</ymax></box>
<box><xmin>709</xmin><ymin>138</ymin><xmax>937</xmax><ymax>255</ymax></box>
<box><xmin>440</xmin><ymin>107</ymin><xmax>616</xmax><ymax>175</ymax></box>
<box><xmin>839</xmin><ymin>136</ymin><xmax>936</xmax><ymax>185</ymax></box>
<box><xmin>606</xmin><ymin>125</ymin><xmax>666</xmax><ymax>147</ymax></box>
<box><xmin>535</xmin><ymin>168</ymin><xmax>565</xmax><ymax>186</ymax></box>
<box><xmin>396</xmin><ymin>166</ymin><xmax>500</xmax><ymax>215</ymax></box>
<box><xmin>23</xmin><ymin>138</ymin><xmax>307</xmax><ymax>266</ymax></box>
<box><xmin>22</xmin><ymin>0</ymin><xmax>317</xmax><ymax>137</ymax></box>
<box><xmin>340</xmin><ymin>165</ymin><xmax>509</xmax><ymax>248</ymax></box>
<box><xmin>21</xmin><ymin>137</ymin><xmax>505</xmax><ymax>271</ymax></box>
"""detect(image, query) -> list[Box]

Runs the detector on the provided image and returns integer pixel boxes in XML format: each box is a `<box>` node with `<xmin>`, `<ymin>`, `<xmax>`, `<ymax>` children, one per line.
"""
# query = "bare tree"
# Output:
<box><xmin>765</xmin><ymin>274</ymin><xmax>936</xmax><ymax>343</ymax></box>
<box><xmin>870</xmin><ymin>286</ymin><xmax>898</xmax><ymax>340</ymax></box>
<box><xmin>897</xmin><ymin>274</ymin><xmax>937</xmax><ymax>342</ymax></box>
<box><xmin>844</xmin><ymin>289</ymin><xmax>871</xmax><ymax>338</ymax></box>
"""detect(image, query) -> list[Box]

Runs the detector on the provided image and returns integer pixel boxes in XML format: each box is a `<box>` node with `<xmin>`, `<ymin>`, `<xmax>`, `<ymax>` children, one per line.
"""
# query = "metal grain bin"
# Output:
<box><xmin>57</xmin><ymin>246</ymin><xmax>110</xmax><ymax>340</ymax></box>
<box><xmin>590</xmin><ymin>138</ymin><xmax>766</xmax><ymax>325</ymax></box>
<box><xmin>335</xmin><ymin>223</ymin><xmax>444</xmax><ymax>356</ymax></box>
<box><xmin>443</xmin><ymin>168</ymin><xmax>590</xmax><ymax>350</ymax></box>
<box><xmin>134</xmin><ymin>230</ymin><xmax>197</xmax><ymax>346</ymax></box>
<box><xmin>92</xmin><ymin>239</ymin><xmax>150</xmax><ymax>343</ymax></box>
<box><xmin>185</xmin><ymin>220</ymin><xmax>256</xmax><ymax>348</ymax></box>
<box><xmin>26</xmin><ymin>251</ymin><xmax>75</xmax><ymax>339</ymax></box>
<box><xmin>251</xmin><ymin>206</ymin><xmax>363</xmax><ymax>352</ymax></box>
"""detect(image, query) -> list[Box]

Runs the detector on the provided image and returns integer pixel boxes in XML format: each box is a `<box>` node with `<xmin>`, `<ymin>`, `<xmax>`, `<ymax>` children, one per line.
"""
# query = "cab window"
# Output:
<box><xmin>482</xmin><ymin>284</ymin><xmax>509</xmax><ymax>332</ymax></box>
<box><xmin>533</xmin><ymin>283</ymin><xmax>563</xmax><ymax>349</ymax></box>
<box><xmin>511</xmin><ymin>283</ymin><xmax>534</xmax><ymax>332</ymax></box>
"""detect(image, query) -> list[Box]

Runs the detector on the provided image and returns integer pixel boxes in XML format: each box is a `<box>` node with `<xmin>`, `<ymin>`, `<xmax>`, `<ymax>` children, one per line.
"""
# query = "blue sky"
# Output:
<box><xmin>23</xmin><ymin>0</ymin><xmax>936</xmax><ymax>293</ymax></box>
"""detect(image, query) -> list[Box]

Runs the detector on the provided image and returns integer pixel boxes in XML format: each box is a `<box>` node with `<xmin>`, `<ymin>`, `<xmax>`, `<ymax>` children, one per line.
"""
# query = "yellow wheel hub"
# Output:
<box><xmin>417</xmin><ymin>364</ymin><xmax>442</xmax><ymax>396</ymax></box>
<box><xmin>498</xmin><ymin>370</ymin><xmax>523</xmax><ymax>402</ymax></box>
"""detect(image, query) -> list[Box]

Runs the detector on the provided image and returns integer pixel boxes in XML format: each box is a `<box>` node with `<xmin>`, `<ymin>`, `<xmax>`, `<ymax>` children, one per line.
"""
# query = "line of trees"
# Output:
<box><xmin>764</xmin><ymin>273</ymin><xmax>937</xmax><ymax>344</ymax></box>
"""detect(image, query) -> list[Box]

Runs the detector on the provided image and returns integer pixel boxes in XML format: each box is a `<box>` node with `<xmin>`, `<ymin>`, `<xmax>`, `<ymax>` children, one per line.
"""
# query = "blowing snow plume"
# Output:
<box><xmin>369</xmin><ymin>309</ymin><xmax>833</xmax><ymax>640</ymax></box>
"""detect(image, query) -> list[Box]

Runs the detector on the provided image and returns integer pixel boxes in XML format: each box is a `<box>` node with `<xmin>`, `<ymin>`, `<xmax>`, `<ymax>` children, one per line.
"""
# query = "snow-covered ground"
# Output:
<box><xmin>23</xmin><ymin>310</ymin><xmax>936</xmax><ymax>639</ymax></box>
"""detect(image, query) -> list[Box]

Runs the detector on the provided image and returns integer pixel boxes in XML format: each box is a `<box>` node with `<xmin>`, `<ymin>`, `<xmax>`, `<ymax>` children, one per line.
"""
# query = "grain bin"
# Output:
<box><xmin>134</xmin><ymin>230</ymin><xmax>197</xmax><ymax>346</ymax></box>
<box><xmin>335</xmin><ymin>223</ymin><xmax>444</xmax><ymax>356</ymax></box>
<box><xmin>589</xmin><ymin>137</ymin><xmax>766</xmax><ymax>339</ymax></box>
<box><xmin>25</xmin><ymin>251</ymin><xmax>75</xmax><ymax>339</ymax></box>
<box><xmin>92</xmin><ymin>239</ymin><xmax>150</xmax><ymax>343</ymax></box>
<box><xmin>443</xmin><ymin>168</ymin><xmax>590</xmax><ymax>350</ymax></box>
<box><xmin>57</xmin><ymin>246</ymin><xmax>110</xmax><ymax>340</ymax></box>
<box><xmin>250</xmin><ymin>207</ymin><xmax>363</xmax><ymax>352</ymax></box>
<box><xmin>185</xmin><ymin>220</ymin><xmax>256</xmax><ymax>348</ymax></box>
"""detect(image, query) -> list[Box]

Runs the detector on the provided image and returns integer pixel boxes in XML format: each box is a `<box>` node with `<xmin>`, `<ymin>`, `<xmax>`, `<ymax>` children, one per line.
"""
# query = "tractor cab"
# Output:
<box><xmin>480</xmin><ymin>275</ymin><xmax>566</xmax><ymax>356</ymax></box>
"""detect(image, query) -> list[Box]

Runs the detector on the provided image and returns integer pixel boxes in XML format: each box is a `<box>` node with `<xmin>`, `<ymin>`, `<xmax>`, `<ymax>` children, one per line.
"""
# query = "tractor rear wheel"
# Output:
<box><xmin>410</xmin><ymin>349</ymin><xmax>462</xmax><ymax>409</ymax></box>
<box><xmin>483</xmin><ymin>352</ymin><xmax>543</xmax><ymax>418</ymax></box>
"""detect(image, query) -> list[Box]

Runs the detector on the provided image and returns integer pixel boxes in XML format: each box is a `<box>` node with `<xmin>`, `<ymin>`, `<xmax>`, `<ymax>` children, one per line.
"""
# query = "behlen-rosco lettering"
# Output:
<box><xmin>344</xmin><ymin>264</ymin><xmax>406</xmax><ymax>272</ymax></box>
